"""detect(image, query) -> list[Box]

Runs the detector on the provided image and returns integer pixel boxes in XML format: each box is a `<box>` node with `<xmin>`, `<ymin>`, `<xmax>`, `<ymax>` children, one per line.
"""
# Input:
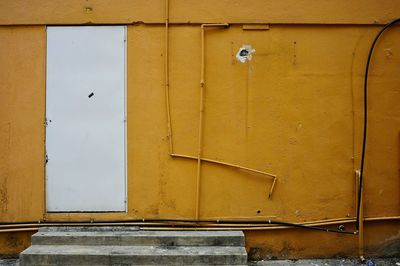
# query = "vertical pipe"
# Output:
<box><xmin>164</xmin><ymin>0</ymin><xmax>173</xmax><ymax>154</ymax></box>
<box><xmin>195</xmin><ymin>26</ymin><xmax>206</xmax><ymax>220</ymax></box>
<box><xmin>164</xmin><ymin>19</ymin><xmax>276</xmax><ymax>202</ymax></box>
<box><xmin>354</xmin><ymin>171</ymin><xmax>358</xmax><ymax>217</ymax></box>
<box><xmin>195</xmin><ymin>24</ymin><xmax>228</xmax><ymax>219</ymax></box>
<box><xmin>43</xmin><ymin>26</ymin><xmax>48</xmax><ymax>220</ymax></box>
<box><xmin>356</xmin><ymin>170</ymin><xmax>364</xmax><ymax>260</ymax></box>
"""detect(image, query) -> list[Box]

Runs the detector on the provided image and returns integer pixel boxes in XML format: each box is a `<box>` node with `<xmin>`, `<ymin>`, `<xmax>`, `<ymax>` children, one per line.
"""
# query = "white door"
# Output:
<box><xmin>46</xmin><ymin>26</ymin><xmax>127</xmax><ymax>212</ymax></box>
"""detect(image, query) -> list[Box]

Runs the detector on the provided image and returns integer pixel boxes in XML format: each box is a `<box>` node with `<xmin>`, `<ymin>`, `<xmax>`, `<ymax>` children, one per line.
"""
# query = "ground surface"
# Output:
<box><xmin>249</xmin><ymin>258</ymin><xmax>400</xmax><ymax>265</ymax></box>
<box><xmin>1</xmin><ymin>257</ymin><xmax>400</xmax><ymax>265</ymax></box>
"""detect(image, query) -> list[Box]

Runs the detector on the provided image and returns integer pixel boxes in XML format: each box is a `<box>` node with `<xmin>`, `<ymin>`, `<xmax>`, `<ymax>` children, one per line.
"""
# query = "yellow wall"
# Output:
<box><xmin>0</xmin><ymin>0</ymin><xmax>400</xmax><ymax>259</ymax></box>
<box><xmin>0</xmin><ymin>26</ymin><xmax>45</xmax><ymax>222</ymax></box>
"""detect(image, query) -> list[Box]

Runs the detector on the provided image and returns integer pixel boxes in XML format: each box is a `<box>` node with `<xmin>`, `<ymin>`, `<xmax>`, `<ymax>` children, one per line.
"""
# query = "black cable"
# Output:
<box><xmin>356</xmin><ymin>18</ymin><xmax>400</xmax><ymax>231</ymax></box>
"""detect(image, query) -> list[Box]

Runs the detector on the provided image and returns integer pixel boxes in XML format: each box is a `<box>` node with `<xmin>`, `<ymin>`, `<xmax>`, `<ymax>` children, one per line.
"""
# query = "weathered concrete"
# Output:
<box><xmin>0</xmin><ymin>259</ymin><xmax>18</xmax><ymax>266</ymax></box>
<box><xmin>19</xmin><ymin>227</ymin><xmax>247</xmax><ymax>265</ymax></box>
<box><xmin>5</xmin><ymin>257</ymin><xmax>400</xmax><ymax>266</ymax></box>
<box><xmin>20</xmin><ymin>245</ymin><xmax>247</xmax><ymax>265</ymax></box>
<box><xmin>32</xmin><ymin>229</ymin><xmax>244</xmax><ymax>246</ymax></box>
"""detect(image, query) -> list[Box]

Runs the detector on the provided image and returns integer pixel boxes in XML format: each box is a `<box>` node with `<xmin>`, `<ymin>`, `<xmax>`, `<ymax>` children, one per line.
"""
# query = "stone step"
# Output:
<box><xmin>20</xmin><ymin>244</ymin><xmax>248</xmax><ymax>265</ymax></box>
<box><xmin>32</xmin><ymin>229</ymin><xmax>245</xmax><ymax>247</ymax></box>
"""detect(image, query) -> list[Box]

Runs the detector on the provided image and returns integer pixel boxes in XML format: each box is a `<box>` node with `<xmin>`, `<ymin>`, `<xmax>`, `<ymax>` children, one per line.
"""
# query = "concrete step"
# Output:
<box><xmin>32</xmin><ymin>229</ymin><xmax>245</xmax><ymax>247</ymax></box>
<box><xmin>20</xmin><ymin>244</ymin><xmax>248</xmax><ymax>265</ymax></box>
<box><xmin>20</xmin><ymin>228</ymin><xmax>248</xmax><ymax>265</ymax></box>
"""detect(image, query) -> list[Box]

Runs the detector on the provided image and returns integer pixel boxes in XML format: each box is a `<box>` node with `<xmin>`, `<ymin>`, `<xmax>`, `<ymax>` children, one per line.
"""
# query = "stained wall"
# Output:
<box><xmin>0</xmin><ymin>1</ymin><xmax>399</xmax><ymax>258</ymax></box>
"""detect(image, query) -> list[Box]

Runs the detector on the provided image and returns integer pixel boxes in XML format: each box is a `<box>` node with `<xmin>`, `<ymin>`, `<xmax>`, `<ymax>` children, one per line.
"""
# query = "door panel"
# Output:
<box><xmin>46</xmin><ymin>26</ymin><xmax>126</xmax><ymax>212</ymax></box>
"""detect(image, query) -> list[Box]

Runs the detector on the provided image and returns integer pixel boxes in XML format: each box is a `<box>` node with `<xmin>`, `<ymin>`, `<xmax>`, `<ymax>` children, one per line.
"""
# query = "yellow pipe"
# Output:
<box><xmin>2</xmin><ymin>215</ymin><xmax>398</xmax><ymax>228</ymax></box>
<box><xmin>195</xmin><ymin>23</ymin><xmax>229</xmax><ymax>220</ymax></box>
<box><xmin>0</xmin><ymin>228</ymin><xmax>39</xmax><ymax>233</ymax></box>
<box><xmin>269</xmin><ymin>177</ymin><xmax>277</xmax><ymax>199</ymax></box>
<box><xmin>205</xmin><ymin>215</ymin><xmax>277</xmax><ymax>220</ymax></box>
<box><xmin>172</xmin><ymin>152</ymin><xmax>276</xmax><ymax>210</ymax></box>
<box><xmin>164</xmin><ymin>0</ymin><xmax>173</xmax><ymax>154</ymax></box>
<box><xmin>366</xmin><ymin>216</ymin><xmax>400</xmax><ymax>222</ymax></box>
<box><xmin>171</xmin><ymin>153</ymin><xmax>276</xmax><ymax>178</ymax></box>
<box><xmin>0</xmin><ymin>222</ymin><xmax>168</xmax><ymax>229</ymax></box>
<box><xmin>1</xmin><ymin>216</ymin><xmax>400</xmax><ymax>233</ymax></box>
<box><xmin>195</xmin><ymin>24</ymin><xmax>205</xmax><ymax>219</ymax></box>
<box><xmin>161</xmin><ymin>3</ymin><xmax>277</xmax><ymax>209</ymax></box>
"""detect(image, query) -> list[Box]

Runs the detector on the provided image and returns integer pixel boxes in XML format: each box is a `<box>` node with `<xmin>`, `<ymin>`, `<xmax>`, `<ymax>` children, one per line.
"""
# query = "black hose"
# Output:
<box><xmin>356</xmin><ymin>18</ymin><xmax>400</xmax><ymax>231</ymax></box>
<box><xmin>0</xmin><ymin>218</ymin><xmax>355</xmax><ymax>235</ymax></box>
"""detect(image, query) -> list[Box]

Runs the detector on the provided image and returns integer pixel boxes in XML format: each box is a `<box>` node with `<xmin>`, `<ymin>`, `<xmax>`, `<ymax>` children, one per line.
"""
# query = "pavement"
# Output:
<box><xmin>1</xmin><ymin>257</ymin><xmax>400</xmax><ymax>265</ymax></box>
<box><xmin>0</xmin><ymin>259</ymin><xmax>17</xmax><ymax>266</ymax></box>
<box><xmin>249</xmin><ymin>258</ymin><xmax>400</xmax><ymax>265</ymax></box>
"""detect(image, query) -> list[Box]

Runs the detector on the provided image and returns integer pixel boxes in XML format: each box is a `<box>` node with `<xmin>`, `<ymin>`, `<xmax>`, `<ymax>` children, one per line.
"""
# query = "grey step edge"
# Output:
<box><xmin>32</xmin><ymin>230</ymin><xmax>245</xmax><ymax>247</ymax></box>
<box><xmin>20</xmin><ymin>245</ymin><xmax>248</xmax><ymax>265</ymax></box>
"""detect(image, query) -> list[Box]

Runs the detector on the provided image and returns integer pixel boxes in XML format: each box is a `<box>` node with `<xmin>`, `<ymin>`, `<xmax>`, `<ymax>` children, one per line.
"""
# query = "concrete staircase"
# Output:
<box><xmin>20</xmin><ymin>227</ymin><xmax>248</xmax><ymax>265</ymax></box>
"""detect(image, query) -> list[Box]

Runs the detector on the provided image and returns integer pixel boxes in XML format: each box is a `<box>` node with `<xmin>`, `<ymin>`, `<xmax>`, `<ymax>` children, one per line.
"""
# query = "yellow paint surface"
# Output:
<box><xmin>0</xmin><ymin>26</ymin><xmax>45</xmax><ymax>222</ymax></box>
<box><xmin>1</xmin><ymin>0</ymin><xmax>400</xmax><ymax>24</ymax></box>
<box><xmin>0</xmin><ymin>1</ymin><xmax>400</xmax><ymax>259</ymax></box>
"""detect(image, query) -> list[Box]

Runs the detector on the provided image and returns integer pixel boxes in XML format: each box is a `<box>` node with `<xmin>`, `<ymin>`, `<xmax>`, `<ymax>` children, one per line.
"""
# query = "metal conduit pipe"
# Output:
<box><xmin>164</xmin><ymin>0</ymin><xmax>173</xmax><ymax>154</ymax></box>
<box><xmin>162</xmin><ymin>0</ymin><xmax>278</xmax><ymax>207</ymax></box>
<box><xmin>1</xmin><ymin>216</ymin><xmax>400</xmax><ymax>233</ymax></box>
<box><xmin>171</xmin><ymin>153</ymin><xmax>277</xmax><ymax>196</ymax></box>
<box><xmin>0</xmin><ymin>220</ymin><xmax>352</xmax><ymax>234</ymax></box>
<box><xmin>0</xmin><ymin>218</ymin><xmax>370</xmax><ymax>234</ymax></box>
<box><xmin>0</xmin><ymin>217</ymin><xmax>354</xmax><ymax>228</ymax></box>
<box><xmin>196</xmin><ymin>23</ymin><xmax>229</xmax><ymax>220</ymax></box>
<box><xmin>2</xmin><ymin>215</ymin><xmax>400</xmax><ymax>227</ymax></box>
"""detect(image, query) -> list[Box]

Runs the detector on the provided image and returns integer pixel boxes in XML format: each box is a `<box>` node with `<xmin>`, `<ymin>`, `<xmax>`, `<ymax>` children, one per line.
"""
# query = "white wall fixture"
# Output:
<box><xmin>46</xmin><ymin>26</ymin><xmax>127</xmax><ymax>212</ymax></box>
<box><xmin>236</xmin><ymin>45</ymin><xmax>256</xmax><ymax>63</ymax></box>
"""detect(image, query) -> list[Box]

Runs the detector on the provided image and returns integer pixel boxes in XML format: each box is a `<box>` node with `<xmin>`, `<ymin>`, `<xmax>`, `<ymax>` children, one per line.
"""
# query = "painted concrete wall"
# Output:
<box><xmin>0</xmin><ymin>0</ymin><xmax>400</xmax><ymax>259</ymax></box>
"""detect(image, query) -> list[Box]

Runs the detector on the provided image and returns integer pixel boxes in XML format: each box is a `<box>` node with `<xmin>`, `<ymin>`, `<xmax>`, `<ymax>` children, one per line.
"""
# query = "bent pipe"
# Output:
<box><xmin>0</xmin><ymin>218</ymin><xmax>355</xmax><ymax>235</ymax></box>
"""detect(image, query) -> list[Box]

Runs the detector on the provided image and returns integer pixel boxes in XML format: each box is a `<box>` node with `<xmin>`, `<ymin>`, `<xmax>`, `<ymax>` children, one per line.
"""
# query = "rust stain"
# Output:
<box><xmin>5</xmin><ymin>234</ymin><xmax>23</xmax><ymax>249</ymax></box>
<box><xmin>0</xmin><ymin>177</ymin><xmax>7</xmax><ymax>213</ymax></box>
<box><xmin>0</xmin><ymin>122</ymin><xmax>10</xmax><ymax>214</ymax></box>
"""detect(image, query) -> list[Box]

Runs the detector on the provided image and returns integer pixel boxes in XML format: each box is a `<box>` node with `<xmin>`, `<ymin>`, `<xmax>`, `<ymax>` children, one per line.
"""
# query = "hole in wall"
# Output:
<box><xmin>236</xmin><ymin>45</ymin><xmax>255</xmax><ymax>63</ymax></box>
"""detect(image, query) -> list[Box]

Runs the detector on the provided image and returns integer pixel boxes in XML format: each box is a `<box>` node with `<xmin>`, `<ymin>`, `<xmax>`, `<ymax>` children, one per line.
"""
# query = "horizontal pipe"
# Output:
<box><xmin>201</xmin><ymin>23</ymin><xmax>229</xmax><ymax>28</ymax></box>
<box><xmin>1</xmin><ymin>216</ymin><xmax>399</xmax><ymax>234</ymax></box>
<box><xmin>162</xmin><ymin>19</ymin><xmax>277</xmax><ymax>200</ymax></box>
<box><xmin>205</xmin><ymin>216</ymin><xmax>277</xmax><ymax>220</ymax></box>
<box><xmin>0</xmin><ymin>216</ymin><xmax>400</xmax><ymax>233</ymax></box>
<box><xmin>171</xmin><ymin>153</ymin><xmax>276</xmax><ymax>178</ymax></box>
<box><xmin>0</xmin><ymin>228</ymin><xmax>39</xmax><ymax>233</ymax></box>
<box><xmin>2</xmin><ymin>216</ymin><xmax>400</xmax><ymax>227</ymax></box>
<box><xmin>5</xmin><ymin>22</ymin><xmax>396</xmax><ymax>27</ymax></box>
<box><xmin>0</xmin><ymin>222</ymin><xmax>171</xmax><ymax>229</ymax></box>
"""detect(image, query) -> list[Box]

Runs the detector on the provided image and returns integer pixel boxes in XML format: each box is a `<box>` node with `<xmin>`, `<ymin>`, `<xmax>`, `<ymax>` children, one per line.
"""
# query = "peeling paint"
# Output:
<box><xmin>236</xmin><ymin>45</ymin><xmax>255</xmax><ymax>63</ymax></box>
